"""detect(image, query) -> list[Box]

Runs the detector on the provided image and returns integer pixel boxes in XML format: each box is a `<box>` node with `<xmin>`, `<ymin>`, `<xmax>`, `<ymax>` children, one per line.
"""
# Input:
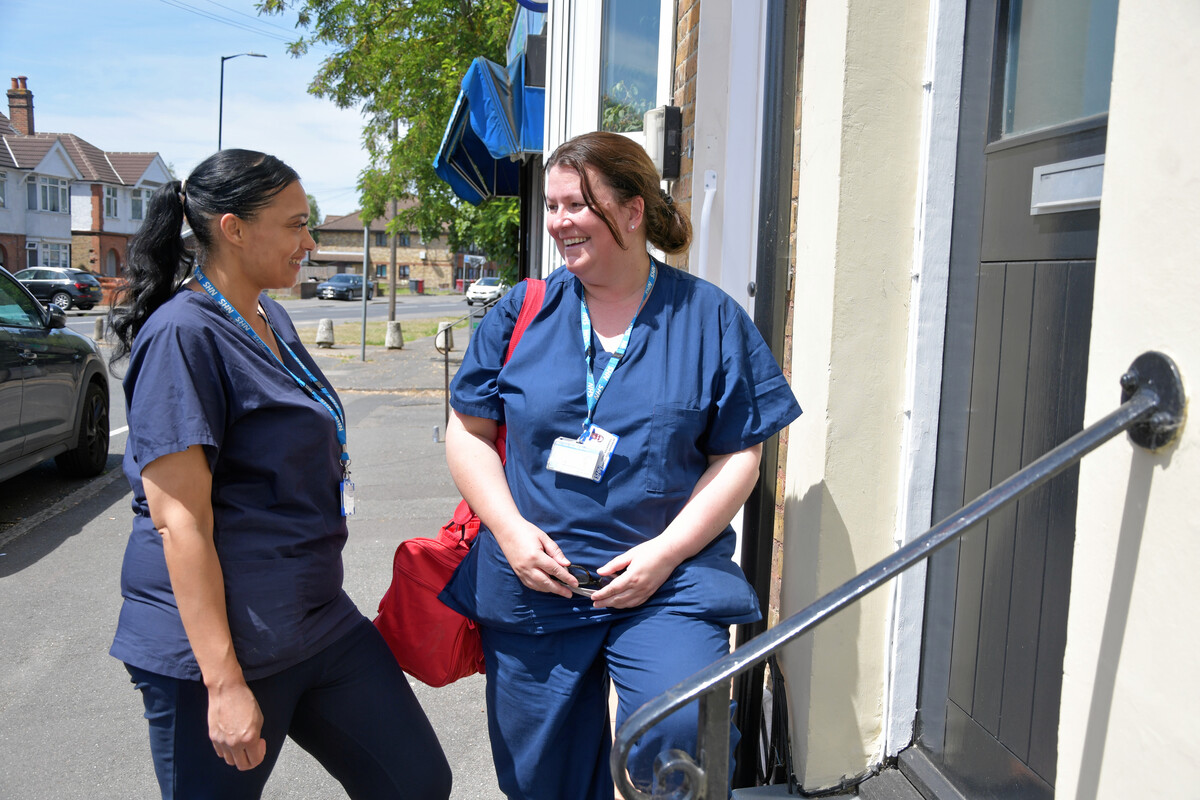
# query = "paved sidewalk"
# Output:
<box><xmin>309</xmin><ymin>334</ymin><xmax>466</xmax><ymax>394</ymax></box>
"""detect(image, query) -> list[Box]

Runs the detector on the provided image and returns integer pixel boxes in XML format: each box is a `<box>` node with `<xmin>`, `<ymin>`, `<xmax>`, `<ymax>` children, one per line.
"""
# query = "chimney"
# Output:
<box><xmin>7</xmin><ymin>76</ymin><xmax>34</xmax><ymax>135</ymax></box>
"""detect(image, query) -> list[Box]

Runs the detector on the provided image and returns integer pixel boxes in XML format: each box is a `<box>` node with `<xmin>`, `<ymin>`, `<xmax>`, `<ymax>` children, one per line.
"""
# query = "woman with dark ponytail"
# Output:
<box><xmin>109</xmin><ymin>150</ymin><xmax>450</xmax><ymax>800</ymax></box>
<box><xmin>443</xmin><ymin>131</ymin><xmax>801</xmax><ymax>798</ymax></box>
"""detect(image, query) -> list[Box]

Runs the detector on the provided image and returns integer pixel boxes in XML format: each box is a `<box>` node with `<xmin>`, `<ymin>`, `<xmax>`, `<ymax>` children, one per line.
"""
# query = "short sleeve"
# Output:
<box><xmin>449</xmin><ymin>282</ymin><xmax>529</xmax><ymax>422</ymax></box>
<box><xmin>125</xmin><ymin>320</ymin><xmax>227</xmax><ymax>471</ymax></box>
<box><xmin>704</xmin><ymin>304</ymin><xmax>802</xmax><ymax>455</ymax></box>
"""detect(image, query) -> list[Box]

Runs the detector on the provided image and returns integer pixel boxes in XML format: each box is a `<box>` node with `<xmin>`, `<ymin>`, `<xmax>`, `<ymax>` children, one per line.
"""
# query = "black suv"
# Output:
<box><xmin>0</xmin><ymin>267</ymin><xmax>110</xmax><ymax>482</ymax></box>
<box><xmin>14</xmin><ymin>267</ymin><xmax>104</xmax><ymax>311</ymax></box>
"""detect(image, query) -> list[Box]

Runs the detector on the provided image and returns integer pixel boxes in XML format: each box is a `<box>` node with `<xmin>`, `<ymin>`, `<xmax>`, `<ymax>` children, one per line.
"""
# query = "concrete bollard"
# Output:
<box><xmin>385</xmin><ymin>320</ymin><xmax>404</xmax><ymax>350</ymax></box>
<box><xmin>316</xmin><ymin>318</ymin><xmax>335</xmax><ymax>348</ymax></box>
<box><xmin>435</xmin><ymin>321</ymin><xmax>454</xmax><ymax>354</ymax></box>
<box><xmin>93</xmin><ymin>316</ymin><xmax>105</xmax><ymax>343</ymax></box>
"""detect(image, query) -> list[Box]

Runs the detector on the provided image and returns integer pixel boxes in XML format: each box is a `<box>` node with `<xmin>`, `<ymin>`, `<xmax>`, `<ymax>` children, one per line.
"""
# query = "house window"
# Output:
<box><xmin>374</xmin><ymin>232</ymin><xmax>388</xmax><ymax>247</ymax></box>
<box><xmin>131</xmin><ymin>188</ymin><xmax>146</xmax><ymax>220</ymax></box>
<box><xmin>399</xmin><ymin>232</ymin><xmax>411</xmax><ymax>247</ymax></box>
<box><xmin>0</xmin><ymin>172</ymin><xmax>6</xmax><ymax>208</ymax></box>
<box><xmin>398</xmin><ymin>264</ymin><xmax>410</xmax><ymax>279</ymax></box>
<box><xmin>375</xmin><ymin>263</ymin><xmax>387</xmax><ymax>278</ymax></box>
<box><xmin>29</xmin><ymin>242</ymin><xmax>70</xmax><ymax>269</ymax></box>
<box><xmin>105</xmin><ymin>186</ymin><xmax>119</xmax><ymax>218</ymax></box>
<box><xmin>598</xmin><ymin>0</ymin><xmax>661</xmax><ymax>133</ymax></box>
<box><xmin>28</xmin><ymin>176</ymin><xmax>69</xmax><ymax>213</ymax></box>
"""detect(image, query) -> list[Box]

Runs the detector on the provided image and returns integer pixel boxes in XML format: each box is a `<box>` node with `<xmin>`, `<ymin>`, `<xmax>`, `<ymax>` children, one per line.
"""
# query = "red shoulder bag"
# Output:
<box><xmin>374</xmin><ymin>278</ymin><xmax>545</xmax><ymax>687</ymax></box>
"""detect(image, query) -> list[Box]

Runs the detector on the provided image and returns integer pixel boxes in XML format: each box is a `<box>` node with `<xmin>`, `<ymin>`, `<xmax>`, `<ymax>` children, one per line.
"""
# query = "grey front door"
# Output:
<box><xmin>915</xmin><ymin>1</ymin><xmax>1118</xmax><ymax>797</ymax></box>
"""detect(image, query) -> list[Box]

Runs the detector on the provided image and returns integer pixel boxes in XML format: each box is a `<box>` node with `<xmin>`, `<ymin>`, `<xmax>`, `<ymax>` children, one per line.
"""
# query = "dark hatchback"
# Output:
<box><xmin>0</xmin><ymin>267</ymin><xmax>110</xmax><ymax>483</ymax></box>
<box><xmin>316</xmin><ymin>273</ymin><xmax>374</xmax><ymax>301</ymax></box>
<box><xmin>14</xmin><ymin>267</ymin><xmax>104</xmax><ymax>311</ymax></box>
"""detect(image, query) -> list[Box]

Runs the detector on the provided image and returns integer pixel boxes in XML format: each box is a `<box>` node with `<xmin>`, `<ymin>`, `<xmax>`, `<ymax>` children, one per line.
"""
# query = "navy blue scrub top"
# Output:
<box><xmin>442</xmin><ymin>263</ymin><xmax>802</xmax><ymax>634</ymax></box>
<box><xmin>110</xmin><ymin>290</ymin><xmax>361</xmax><ymax>681</ymax></box>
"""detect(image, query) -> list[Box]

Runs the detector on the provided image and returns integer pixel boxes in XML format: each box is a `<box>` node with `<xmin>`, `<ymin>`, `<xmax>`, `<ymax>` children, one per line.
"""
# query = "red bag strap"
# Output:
<box><xmin>504</xmin><ymin>278</ymin><xmax>546</xmax><ymax>364</ymax></box>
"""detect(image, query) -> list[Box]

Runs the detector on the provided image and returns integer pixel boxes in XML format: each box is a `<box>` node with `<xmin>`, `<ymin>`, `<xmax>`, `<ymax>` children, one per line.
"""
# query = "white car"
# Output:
<box><xmin>465</xmin><ymin>277</ymin><xmax>510</xmax><ymax>306</ymax></box>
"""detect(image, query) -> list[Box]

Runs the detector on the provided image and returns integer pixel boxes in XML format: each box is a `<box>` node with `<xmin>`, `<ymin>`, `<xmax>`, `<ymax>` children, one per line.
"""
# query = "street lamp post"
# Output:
<box><xmin>218</xmin><ymin>52</ymin><xmax>267</xmax><ymax>150</ymax></box>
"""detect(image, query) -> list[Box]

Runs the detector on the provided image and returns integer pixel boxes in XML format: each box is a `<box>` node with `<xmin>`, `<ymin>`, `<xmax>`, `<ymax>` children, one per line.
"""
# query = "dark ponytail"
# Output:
<box><xmin>545</xmin><ymin>131</ymin><xmax>693</xmax><ymax>255</ymax></box>
<box><xmin>109</xmin><ymin>149</ymin><xmax>300</xmax><ymax>363</ymax></box>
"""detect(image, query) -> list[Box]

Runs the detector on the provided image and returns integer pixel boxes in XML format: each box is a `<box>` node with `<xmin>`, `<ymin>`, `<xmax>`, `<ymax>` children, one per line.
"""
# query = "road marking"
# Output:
<box><xmin>0</xmin><ymin>467</ymin><xmax>126</xmax><ymax>550</ymax></box>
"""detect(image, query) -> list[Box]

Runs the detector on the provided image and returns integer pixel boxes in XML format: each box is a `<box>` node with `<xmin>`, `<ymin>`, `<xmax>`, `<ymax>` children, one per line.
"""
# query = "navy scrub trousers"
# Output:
<box><xmin>127</xmin><ymin>619</ymin><xmax>452</xmax><ymax>800</ymax></box>
<box><xmin>480</xmin><ymin>608</ymin><xmax>737</xmax><ymax>800</ymax></box>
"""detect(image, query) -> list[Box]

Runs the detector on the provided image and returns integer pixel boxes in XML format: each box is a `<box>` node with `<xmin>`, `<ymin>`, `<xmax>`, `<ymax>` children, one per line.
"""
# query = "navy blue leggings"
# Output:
<box><xmin>126</xmin><ymin>618</ymin><xmax>451</xmax><ymax>800</ymax></box>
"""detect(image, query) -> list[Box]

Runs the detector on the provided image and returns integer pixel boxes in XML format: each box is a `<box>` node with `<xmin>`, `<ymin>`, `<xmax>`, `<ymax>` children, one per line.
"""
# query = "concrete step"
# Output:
<box><xmin>858</xmin><ymin>768</ymin><xmax>926</xmax><ymax>800</ymax></box>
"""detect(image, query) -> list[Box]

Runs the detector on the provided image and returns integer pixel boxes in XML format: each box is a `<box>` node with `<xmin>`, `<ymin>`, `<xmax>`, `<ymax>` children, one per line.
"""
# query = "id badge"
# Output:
<box><xmin>546</xmin><ymin>425</ymin><xmax>619</xmax><ymax>482</ymax></box>
<box><xmin>340</xmin><ymin>480</ymin><xmax>356</xmax><ymax>516</ymax></box>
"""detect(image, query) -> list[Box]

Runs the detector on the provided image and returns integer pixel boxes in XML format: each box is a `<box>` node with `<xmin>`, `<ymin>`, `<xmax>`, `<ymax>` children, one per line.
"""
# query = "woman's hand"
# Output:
<box><xmin>446</xmin><ymin>411</ymin><xmax>577</xmax><ymax>597</ymax></box>
<box><xmin>207</xmin><ymin>680</ymin><xmax>267</xmax><ymax>770</ymax></box>
<box><xmin>493</xmin><ymin>519</ymin><xmax>576</xmax><ymax>598</ymax></box>
<box><xmin>590</xmin><ymin>539</ymin><xmax>678</xmax><ymax>609</ymax></box>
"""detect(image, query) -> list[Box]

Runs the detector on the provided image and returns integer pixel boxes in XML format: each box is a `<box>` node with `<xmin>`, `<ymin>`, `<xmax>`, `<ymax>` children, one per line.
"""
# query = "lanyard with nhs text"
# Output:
<box><xmin>193</xmin><ymin>267</ymin><xmax>355</xmax><ymax>515</ymax></box>
<box><xmin>579</xmin><ymin>261</ymin><xmax>656</xmax><ymax>432</ymax></box>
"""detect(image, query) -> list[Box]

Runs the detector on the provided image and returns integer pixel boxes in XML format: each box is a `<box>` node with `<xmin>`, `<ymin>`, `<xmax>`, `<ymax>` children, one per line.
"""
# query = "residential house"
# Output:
<box><xmin>310</xmin><ymin>202</ymin><xmax>484</xmax><ymax>293</ymax></box>
<box><xmin>435</xmin><ymin>2</ymin><xmax>1200</xmax><ymax>798</ymax></box>
<box><xmin>2</xmin><ymin>76</ymin><xmax>170</xmax><ymax>287</ymax></box>
<box><xmin>0</xmin><ymin>89</ymin><xmax>81</xmax><ymax>274</ymax></box>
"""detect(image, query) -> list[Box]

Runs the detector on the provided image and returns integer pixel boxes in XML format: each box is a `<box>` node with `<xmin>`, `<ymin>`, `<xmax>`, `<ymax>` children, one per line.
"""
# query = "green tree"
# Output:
<box><xmin>258</xmin><ymin>0</ymin><xmax>520</xmax><ymax>269</ymax></box>
<box><xmin>306</xmin><ymin>193</ymin><xmax>323</xmax><ymax>243</ymax></box>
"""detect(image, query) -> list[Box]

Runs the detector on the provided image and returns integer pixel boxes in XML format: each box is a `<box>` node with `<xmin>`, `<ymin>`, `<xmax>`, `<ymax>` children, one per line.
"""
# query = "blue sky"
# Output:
<box><xmin>1</xmin><ymin>0</ymin><xmax>370</xmax><ymax>218</ymax></box>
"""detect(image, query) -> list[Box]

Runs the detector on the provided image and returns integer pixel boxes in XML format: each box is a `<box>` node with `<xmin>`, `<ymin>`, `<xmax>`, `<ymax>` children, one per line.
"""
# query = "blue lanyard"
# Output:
<box><xmin>579</xmin><ymin>261</ymin><xmax>656</xmax><ymax>432</ymax></box>
<box><xmin>193</xmin><ymin>267</ymin><xmax>350</xmax><ymax>478</ymax></box>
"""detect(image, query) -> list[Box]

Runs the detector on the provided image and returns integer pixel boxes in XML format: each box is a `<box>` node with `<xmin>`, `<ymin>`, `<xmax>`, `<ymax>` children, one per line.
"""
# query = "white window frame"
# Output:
<box><xmin>131</xmin><ymin>188</ymin><xmax>146</xmax><ymax>220</ymax></box>
<box><xmin>104</xmin><ymin>186</ymin><xmax>119</xmax><ymax>218</ymax></box>
<box><xmin>40</xmin><ymin>242</ymin><xmax>71</xmax><ymax>269</ymax></box>
<box><xmin>28</xmin><ymin>176</ymin><xmax>69</xmax><ymax>213</ymax></box>
<box><xmin>0</xmin><ymin>171</ymin><xmax>7</xmax><ymax>208</ymax></box>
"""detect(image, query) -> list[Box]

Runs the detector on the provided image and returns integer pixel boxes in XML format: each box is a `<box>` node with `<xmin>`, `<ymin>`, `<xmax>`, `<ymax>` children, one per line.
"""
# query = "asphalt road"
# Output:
<box><xmin>0</xmin><ymin>388</ymin><xmax>505</xmax><ymax>799</ymax></box>
<box><xmin>62</xmin><ymin>294</ymin><xmax>482</xmax><ymax>340</ymax></box>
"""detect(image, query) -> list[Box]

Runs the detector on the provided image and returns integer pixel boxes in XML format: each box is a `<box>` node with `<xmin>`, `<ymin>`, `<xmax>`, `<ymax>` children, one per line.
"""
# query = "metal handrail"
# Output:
<box><xmin>612</xmin><ymin>351</ymin><xmax>1185</xmax><ymax>799</ymax></box>
<box><xmin>439</xmin><ymin>297</ymin><xmax>498</xmax><ymax>424</ymax></box>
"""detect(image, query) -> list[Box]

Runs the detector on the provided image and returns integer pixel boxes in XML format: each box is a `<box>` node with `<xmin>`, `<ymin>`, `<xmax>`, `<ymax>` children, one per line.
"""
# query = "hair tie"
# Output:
<box><xmin>659</xmin><ymin>188</ymin><xmax>675</xmax><ymax>207</ymax></box>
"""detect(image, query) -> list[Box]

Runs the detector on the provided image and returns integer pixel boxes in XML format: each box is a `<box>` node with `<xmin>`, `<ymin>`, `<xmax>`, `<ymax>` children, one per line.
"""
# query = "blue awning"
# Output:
<box><xmin>433</xmin><ymin>55</ymin><xmax>544</xmax><ymax>206</ymax></box>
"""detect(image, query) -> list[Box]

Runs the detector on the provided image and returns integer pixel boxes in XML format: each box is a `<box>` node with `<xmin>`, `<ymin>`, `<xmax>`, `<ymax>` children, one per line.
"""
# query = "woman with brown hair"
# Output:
<box><xmin>443</xmin><ymin>131</ymin><xmax>801</xmax><ymax>798</ymax></box>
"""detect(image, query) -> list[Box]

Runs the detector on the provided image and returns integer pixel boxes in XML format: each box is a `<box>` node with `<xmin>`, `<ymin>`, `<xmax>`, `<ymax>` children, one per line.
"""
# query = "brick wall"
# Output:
<box><xmin>768</xmin><ymin>2</ymin><xmax>806</xmax><ymax>629</ymax></box>
<box><xmin>669</xmin><ymin>0</ymin><xmax>701</xmax><ymax>272</ymax></box>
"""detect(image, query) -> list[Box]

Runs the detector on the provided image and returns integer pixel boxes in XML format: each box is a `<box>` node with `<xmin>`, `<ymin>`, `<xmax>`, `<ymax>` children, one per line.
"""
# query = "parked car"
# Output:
<box><xmin>14</xmin><ymin>267</ymin><xmax>104</xmax><ymax>311</ymax></box>
<box><xmin>465</xmin><ymin>277</ymin><xmax>510</xmax><ymax>306</ymax></box>
<box><xmin>0</xmin><ymin>267</ymin><xmax>110</xmax><ymax>483</ymax></box>
<box><xmin>316</xmin><ymin>273</ymin><xmax>374</xmax><ymax>300</ymax></box>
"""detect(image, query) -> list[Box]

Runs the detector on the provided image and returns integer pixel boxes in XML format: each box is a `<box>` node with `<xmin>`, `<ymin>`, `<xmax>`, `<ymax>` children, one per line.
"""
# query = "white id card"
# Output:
<box><xmin>546</xmin><ymin>425</ymin><xmax>619</xmax><ymax>482</ymax></box>
<box><xmin>341</xmin><ymin>480</ymin><xmax>356</xmax><ymax>516</ymax></box>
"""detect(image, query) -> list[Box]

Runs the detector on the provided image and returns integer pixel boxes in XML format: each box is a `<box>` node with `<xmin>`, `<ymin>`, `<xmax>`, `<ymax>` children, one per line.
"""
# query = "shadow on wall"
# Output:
<box><xmin>1072</xmin><ymin>451</ymin><xmax>1155</xmax><ymax>799</ymax></box>
<box><xmin>777</xmin><ymin>480</ymin><xmax>874</xmax><ymax>791</ymax></box>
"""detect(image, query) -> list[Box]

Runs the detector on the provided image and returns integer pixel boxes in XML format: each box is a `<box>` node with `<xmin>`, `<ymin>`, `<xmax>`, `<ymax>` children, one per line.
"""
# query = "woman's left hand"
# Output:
<box><xmin>589</xmin><ymin>540</ymin><xmax>678</xmax><ymax>609</ymax></box>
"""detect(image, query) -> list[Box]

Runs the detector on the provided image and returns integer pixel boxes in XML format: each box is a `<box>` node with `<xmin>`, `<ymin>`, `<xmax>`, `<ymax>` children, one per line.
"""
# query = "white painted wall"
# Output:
<box><xmin>1057</xmin><ymin>4</ymin><xmax>1200</xmax><ymax>797</ymax></box>
<box><xmin>780</xmin><ymin>0</ymin><xmax>930</xmax><ymax>787</ymax></box>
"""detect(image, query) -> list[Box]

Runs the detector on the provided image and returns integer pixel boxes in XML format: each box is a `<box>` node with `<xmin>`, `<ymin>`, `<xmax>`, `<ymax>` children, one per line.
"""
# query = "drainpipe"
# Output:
<box><xmin>731</xmin><ymin>0</ymin><xmax>803</xmax><ymax>789</ymax></box>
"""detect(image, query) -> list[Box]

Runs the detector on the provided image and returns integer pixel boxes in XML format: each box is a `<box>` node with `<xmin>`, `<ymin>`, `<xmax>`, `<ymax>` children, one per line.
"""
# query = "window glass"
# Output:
<box><xmin>105</xmin><ymin>186</ymin><xmax>119</xmax><ymax>218</ymax></box>
<box><xmin>0</xmin><ymin>271</ymin><xmax>44</xmax><ymax>328</ymax></box>
<box><xmin>598</xmin><ymin>0</ymin><xmax>661</xmax><ymax>133</ymax></box>
<box><xmin>42</xmin><ymin>244</ymin><xmax>70</xmax><ymax>269</ymax></box>
<box><xmin>131</xmin><ymin>189</ymin><xmax>145</xmax><ymax>220</ymax></box>
<box><xmin>1000</xmin><ymin>0</ymin><xmax>1118</xmax><ymax>137</ymax></box>
<box><xmin>0</xmin><ymin>172</ymin><xmax>6</xmax><ymax>208</ymax></box>
<box><xmin>35</xmin><ymin>177</ymin><xmax>69</xmax><ymax>213</ymax></box>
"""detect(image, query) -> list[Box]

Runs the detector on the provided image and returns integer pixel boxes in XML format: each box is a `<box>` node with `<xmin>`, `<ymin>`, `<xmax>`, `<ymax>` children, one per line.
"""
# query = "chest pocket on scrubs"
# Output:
<box><xmin>646</xmin><ymin>403</ymin><xmax>705</xmax><ymax>495</ymax></box>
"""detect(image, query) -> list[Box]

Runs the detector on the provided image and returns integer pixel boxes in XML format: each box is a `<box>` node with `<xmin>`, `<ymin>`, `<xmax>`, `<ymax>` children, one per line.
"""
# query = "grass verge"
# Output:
<box><xmin>295</xmin><ymin>317</ymin><xmax>471</xmax><ymax>347</ymax></box>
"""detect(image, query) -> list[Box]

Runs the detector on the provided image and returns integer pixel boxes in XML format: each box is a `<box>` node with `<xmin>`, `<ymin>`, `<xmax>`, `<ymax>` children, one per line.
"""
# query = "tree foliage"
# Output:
<box><xmin>258</xmin><ymin>0</ymin><xmax>520</xmax><ymax>267</ymax></box>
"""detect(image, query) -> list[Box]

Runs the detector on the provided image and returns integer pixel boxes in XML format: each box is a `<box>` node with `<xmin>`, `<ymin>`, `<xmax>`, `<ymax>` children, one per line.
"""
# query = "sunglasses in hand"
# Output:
<box><xmin>554</xmin><ymin>564</ymin><xmax>614</xmax><ymax>598</ymax></box>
